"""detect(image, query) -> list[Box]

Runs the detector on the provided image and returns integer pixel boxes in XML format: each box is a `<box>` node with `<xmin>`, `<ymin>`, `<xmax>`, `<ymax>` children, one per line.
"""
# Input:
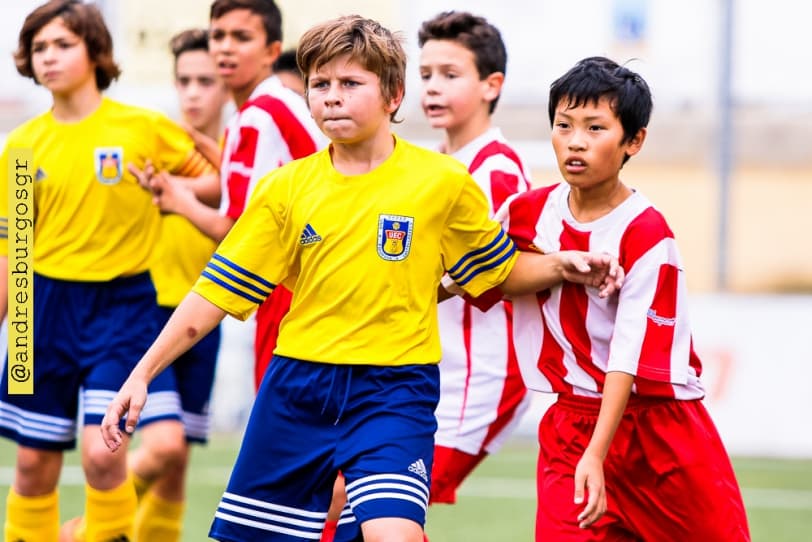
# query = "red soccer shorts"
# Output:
<box><xmin>429</xmin><ymin>445</ymin><xmax>488</xmax><ymax>504</ymax></box>
<box><xmin>536</xmin><ymin>394</ymin><xmax>751</xmax><ymax>541</ymax></box>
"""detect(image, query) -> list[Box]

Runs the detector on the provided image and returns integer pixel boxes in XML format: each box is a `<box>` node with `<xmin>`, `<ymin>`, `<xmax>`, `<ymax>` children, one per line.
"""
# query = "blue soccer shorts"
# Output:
<box><xmin>155</xmin><ymin>305</ymin><xmax>221</xmax><ymax>443</ymax></box>
<box><xmin>208</xmin><ymin>355</ymin><xmax>440</xmax><ymax>542</ymax></box>
<box><xmin>0</xmin><ymin>272</ymin><xmax>181</xmax><ymax>451</ymax></box>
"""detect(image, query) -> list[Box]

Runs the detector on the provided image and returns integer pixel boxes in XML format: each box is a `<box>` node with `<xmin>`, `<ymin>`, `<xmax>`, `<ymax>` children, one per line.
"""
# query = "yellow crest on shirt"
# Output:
<box><xmin>94</xmin><ymin>147</ymin><xmax>123</xmax><ymax>185</ymax></box>
<box><xmin>377</xmin><ymin>214</ymin><xmax>413</xmax><ymax>261</ymax></box>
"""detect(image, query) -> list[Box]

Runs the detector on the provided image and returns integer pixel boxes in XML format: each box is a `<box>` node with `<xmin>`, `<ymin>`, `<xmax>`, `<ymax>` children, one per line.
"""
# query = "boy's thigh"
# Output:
<box><xmin>209</xmin><ymin>357</ymin><xmax>344</xmax><ymax>541</ymax></box>
<box><xmin>337</xmin><ymin>363</ymin><xmax>440</xmax><ymax>536</ymax></box>
<box><xmin>617</xmin><ymin>399</ymin><xmax>750</xmax><ymax>541</ymax></box>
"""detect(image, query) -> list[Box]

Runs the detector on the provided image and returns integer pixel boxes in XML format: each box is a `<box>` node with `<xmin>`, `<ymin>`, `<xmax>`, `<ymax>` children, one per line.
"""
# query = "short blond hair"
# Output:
<box><xmin>297</xmin><ymin>15</ymin><xmax>406</xmax><ymax>120</ymax></box>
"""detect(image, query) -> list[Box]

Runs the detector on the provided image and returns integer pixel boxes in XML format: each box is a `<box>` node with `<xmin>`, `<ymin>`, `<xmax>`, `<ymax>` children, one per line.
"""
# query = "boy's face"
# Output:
<box><xmin>550</xmin><ymin>96</ymin><xmax>644</xmax><ymax>190</ymax></box>
<box><xmin>174</xmin><ymin>49</ymin><xmax>229</xmax><ymax>132</ymax></box>
<box><xmin>31</xmin><ymin>17</ymin><xmax>96</xmax><ymax>95</ymax></box>
<box><xmin>419</xmin><ymin>39</ymin><xmax>501</xmax><ymax>135</ymax></box>
<box><xmin>307</xmin><ymin>54</ymin><xmax>402</xmax><ymax>146</ymax></box>
<box><xmin>209</xmin><ymin>8</ymin><xmax>278</xmax><ymax>97</ymax></box>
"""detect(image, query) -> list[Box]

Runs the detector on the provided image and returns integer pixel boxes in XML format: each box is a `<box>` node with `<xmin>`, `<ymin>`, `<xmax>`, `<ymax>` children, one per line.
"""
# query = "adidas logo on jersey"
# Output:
<box><xmin>300</xmin><ymin>223</ymin><xmax>322</xmax><ymax>246</ymax></box>
<box><xmin>408</xmin><ymin>458</ymin><xmax>428</xmax><ymax>482</ymax></box>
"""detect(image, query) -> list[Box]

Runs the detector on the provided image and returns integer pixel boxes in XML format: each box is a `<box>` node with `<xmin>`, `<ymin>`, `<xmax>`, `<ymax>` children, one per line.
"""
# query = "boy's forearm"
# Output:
<box><xmin>176</xmin><ymin>198</ymin><xmax>235</xmax><ymax>242</ymax></box>
<box><xmin>584</xmin><ymin>371</ymin><xmax>634</xmax><ymax>460</ymax></box>
<box><xmin>131</xmin><ymin>292</ymin><xmax>226</xmax><ymax>383</ymax></box>
<box><xmin>186</xmin><ymin>172</ymin><xmax>221</xmax><ymax>208</ymax></box>
<box><xmin>499</xmin><ymin>251</ymin><xmax>564</xmax><ymax>296</ymax></box>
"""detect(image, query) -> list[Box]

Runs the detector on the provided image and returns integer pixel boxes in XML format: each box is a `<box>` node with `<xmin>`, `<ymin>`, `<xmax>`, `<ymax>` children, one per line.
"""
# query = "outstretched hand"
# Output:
<box><xmin>559</xmin><ymin>252</ymin><xmax>624</xmax><ymax>297</ymax></box>
<box><xmin>128</xmin><ymin>160</ymin><xmax>155</xmax><ymax>192</ymax></box>
<box><xmin>99</xmin><ymin>377</ymin><xmax>148</xmax><ymax>452</ymax></box>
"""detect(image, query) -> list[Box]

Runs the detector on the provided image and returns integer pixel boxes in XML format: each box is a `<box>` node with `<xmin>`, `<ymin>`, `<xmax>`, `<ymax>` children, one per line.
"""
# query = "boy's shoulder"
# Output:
<box><xmin>397</xmin><ymin>136</ymin><xmax>469</xmax><ymax>173</ymax></box>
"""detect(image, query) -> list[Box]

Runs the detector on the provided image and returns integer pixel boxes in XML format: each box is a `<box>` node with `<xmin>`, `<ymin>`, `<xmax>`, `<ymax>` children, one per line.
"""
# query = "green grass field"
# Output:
<box><xmin>2</xmin><ymin>434</ymin><xmax>811</xmax><ymax>541</ymax></box>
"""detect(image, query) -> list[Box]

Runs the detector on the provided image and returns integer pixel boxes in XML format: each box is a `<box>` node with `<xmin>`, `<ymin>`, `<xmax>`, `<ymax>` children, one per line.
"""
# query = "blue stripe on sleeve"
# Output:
<box><xmin>447</xmin><ymin>229</ymin><xmax>507</xmax><ymax>276</ymax></box>
<box><xmin>206</xmin><ymin>261</ymin><xmax>273</xmax><ymax>298</ymax></box>
<box><xmin>448</xmin><ymin>231</ymin><xmax>514</xmax><ymax>284</ymax></box>
<box><xmin>200</xmin><ymin>271</ymin><xmax>267</xmax><ymax>305</ymax></box>
<box><xmin>211</xmin><ymin>253</ymin><xmax>276</xmax><ymax>290</ymax></box>
<box><xmin>454</xmin><ymin>243</ymin><xmax>516</xmax><ymax>287</ymax></box>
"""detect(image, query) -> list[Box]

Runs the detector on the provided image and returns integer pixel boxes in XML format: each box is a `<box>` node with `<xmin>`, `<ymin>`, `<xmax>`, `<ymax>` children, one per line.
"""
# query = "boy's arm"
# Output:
<box><xmin>182</xmin><ymin>121</ymin><xmax>222</xmax><ymax>171</ymax></box>
<box><xmin>574</xmin><ymin>371</ymin><xmax>634</xmax><ymax>528</ymax></box>
<box><xmin>499</xmin><ymin>251</ymin><xmax>624</xmax><ymax>298</ymax></box>
<box><xmin>100</xmin><ymin>291</ymin><xmax>226</xmax><ymax>450</ymax></box>
<box><xmin>150</xmin><ymin>172</ymin><xmax>235</xmax><ymax>242</ymax></box>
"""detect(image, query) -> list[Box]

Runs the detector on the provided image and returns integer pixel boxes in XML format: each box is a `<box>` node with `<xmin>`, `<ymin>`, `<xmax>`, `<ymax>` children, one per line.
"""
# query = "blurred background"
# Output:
<box><xmin>0</xmin><ymin>1</ymin><xmax>810</xmax><ymax>538</ymax></box>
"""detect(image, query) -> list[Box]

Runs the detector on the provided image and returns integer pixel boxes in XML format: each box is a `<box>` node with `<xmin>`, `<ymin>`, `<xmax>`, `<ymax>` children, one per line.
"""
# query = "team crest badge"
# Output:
<box><xmin>94</xmin><ymin>147</ymin><xmax>123</xmax><ymax>185</ymax></box>
<box><xmin>377</xmin><ymin>214</ymin><xmax>413</xmax><ymax>261</ymax></box>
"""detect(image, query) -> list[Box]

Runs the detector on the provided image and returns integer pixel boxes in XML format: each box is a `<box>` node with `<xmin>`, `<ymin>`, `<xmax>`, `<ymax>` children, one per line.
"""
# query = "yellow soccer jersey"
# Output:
<box><xmin>151</xmin><ymin>214</ymin><xmax>217</xmax><ymax>307</ymax></box>
<box><xmin>0</xmin><ymin>97</ymin><xmax>210</xmax><ymax>280</ymax></box>
<box><xmin>193</xmin><ymin>136</ymin><xmax>518</xmax><ymax>365</ymax></box>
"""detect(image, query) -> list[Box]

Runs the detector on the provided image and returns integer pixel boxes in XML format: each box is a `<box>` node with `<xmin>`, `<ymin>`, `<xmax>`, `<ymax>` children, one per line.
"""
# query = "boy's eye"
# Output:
<box><xmin>589</xmin><ymin>125</ymin><xmax>605</xmax><ymax>131</ymax></box>
<box><xmin>419</xmin><ymin>72</ymin><xmax>430</xmax><ymax>81</ymax></box>
<box><xmin>209</xmin><ymin>30</ymin><xmax>224</xmax><ymax>41</ymax></box>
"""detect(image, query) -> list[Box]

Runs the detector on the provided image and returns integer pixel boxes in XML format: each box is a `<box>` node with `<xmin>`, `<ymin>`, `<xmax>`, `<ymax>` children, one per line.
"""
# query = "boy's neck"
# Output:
<box><xmin>50</xmin><ymin>82</ymin><xmax>103</xmax><ymax>123</ymax></box>
<box><xmin>567</xmin><ymin>180</ymin><xmax>633</xmax><ymax>223</ymax></box>
<box><xmin>232</xmin><ymin>70</ymin><xmax>272</xmax><ymax>109</ymax></box>
<box><xmin>330</xmin><ymin>132</ymin><xmax>395</xmax><ymax>176</ymax></box>
<box><xmin>443</xmin><ymin>114</ymin><xmax>492</xmax><ymax>155</ymax></box>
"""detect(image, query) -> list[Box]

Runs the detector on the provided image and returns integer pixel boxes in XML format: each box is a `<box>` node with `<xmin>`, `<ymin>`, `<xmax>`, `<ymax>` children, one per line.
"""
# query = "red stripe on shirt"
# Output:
<box><xmin>636</xmin><ymin>263</ymin><xmax>679</xmax><ymax>393</ymax></box>
<box><xmin>250</xmin><ymin>95</ymin><xmax>319</xmax><ymax>159</ymax></box>
<box><xmin>481</xmin><ymin>302</ymin><xmax>527</xmax><ymax>448</ymax></box>
<box><xmin>469</xmin><ymin>141</ymin><xmax>530</xmax><ymax>212</ymax></box>
<box><xmin>559</xmin><ymin>223</ymin><xmax>606</xmax><ymax>388</ymax></box>
<box><xmin>619</xmin><ymin>206</ymin><xmax>674</xmax><ymax>273</ymax></box>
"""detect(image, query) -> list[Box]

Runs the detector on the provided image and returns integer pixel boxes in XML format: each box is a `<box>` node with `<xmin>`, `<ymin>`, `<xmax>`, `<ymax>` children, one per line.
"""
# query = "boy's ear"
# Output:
<box><xmin>386</xmin><ymin>84</ymin><xmax>406</xmax><ymax>114</ymax></box>
<box><xmin>482</xmin><ymin>72</ymin><xmax>505</xmax><ymax>104</ymax></box>
<box><xmin>265</xmin><ymin>41</ymin><xmax>282</xmax><ymax>70</ymax></box>
<box><xmin>624</xmin><ymin>127</ymin><xmax>647</xmax><ymax>157</ymax></box>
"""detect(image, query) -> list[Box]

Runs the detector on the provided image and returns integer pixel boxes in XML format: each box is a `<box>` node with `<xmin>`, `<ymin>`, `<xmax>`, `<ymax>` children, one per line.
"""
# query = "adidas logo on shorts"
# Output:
<box><xmin>408</xmin><ymin>458</ymin><xmax>428</xmax><ymax>482</ymax></box>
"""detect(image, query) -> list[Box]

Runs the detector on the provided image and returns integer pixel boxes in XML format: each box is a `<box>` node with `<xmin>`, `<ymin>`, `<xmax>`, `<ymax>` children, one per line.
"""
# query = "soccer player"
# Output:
<box><xmin>0</xmin><ymin>1</ymin><xmax>211</xmax><ymax>540</ymax></box>
<box><xmin>125</xmin><ymin>27</ymin><xmax>230</xmax><ymax>542</ymax></box>
<box><xmin>100</xmin><ymin>16</ymin><xmax>623</xmax><ymax>542</ymax></box>
<box><xmin>418</xmin><ymin>10</ymin><xmax>532</xmax><ymax>506</ymax></box>
<box><xmin>148</xmin><ymin>0</ymin><xmax>326</xmax><ymax>393</ymax></box>
<box><xmin>486</xmin><ymin>56</ymin><xmax>751</xmax><ymax>540</ymax></box>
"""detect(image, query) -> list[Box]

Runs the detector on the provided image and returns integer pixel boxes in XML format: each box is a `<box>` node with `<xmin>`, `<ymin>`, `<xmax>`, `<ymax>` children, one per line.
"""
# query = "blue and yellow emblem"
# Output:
<box><xmin>94</xmin><ymin>147</ymin><xmax>123</xmax><ymax>185</ymax></box>
<box><xmin>377</xmin><ymin>214</ymin><xmax>414</xmax><ymax>261</ymax></box>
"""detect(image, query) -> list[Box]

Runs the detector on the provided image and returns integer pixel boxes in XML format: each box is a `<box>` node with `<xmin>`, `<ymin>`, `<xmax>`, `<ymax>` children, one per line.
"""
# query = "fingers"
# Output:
<box><xmin>128</xmin><ymin>160</ymin><xmax>155</xmax><ymax>190</ymax></box>
<box><xmin>99</xmin><ymin>393</ymin><xmax>144</xmax><ymax>452</ymax></box>
<box><xmin>577</xmin><ymin>479</ymin><xmax>606</xmax><ymax>528</ymax></box>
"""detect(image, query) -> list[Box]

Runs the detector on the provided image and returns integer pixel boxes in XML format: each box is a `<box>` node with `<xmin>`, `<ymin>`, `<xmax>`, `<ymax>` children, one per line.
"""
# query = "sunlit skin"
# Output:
<box><xmin>31</xmin><ymin>17</ymin><xmax>100</xmax><ymax>121</ymax></box>
<box><xmin>419</xmin><ymin>39</ymin><xmax>502</xmax><ymax>153</ymax></box>
<box><xmin>174</xmin><ymin>49</ymin><xmax>229</xmax><ymax>140</ymax></box>
<box><xmin>306</xmin><ymin>54</ymin><xmax>402</xmax><ymax>173</ymax></box>
<box><xmin>208</xmin><ymin>8</ymin><xmax>279</xmax><ymax>107</ymax></box>
<box><xmin>550</xmin><ymin>97</ymin><xmax>645</xmax><ymax>223</ymax></box>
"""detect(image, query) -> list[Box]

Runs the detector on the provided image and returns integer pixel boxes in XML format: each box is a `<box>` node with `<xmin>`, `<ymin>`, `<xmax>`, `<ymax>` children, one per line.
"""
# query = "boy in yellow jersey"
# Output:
<box><xmin>101</xmin><ymin>15</ymin><xmax>623</xmax><ymax>542</ymax></box>
<box><xmin>123</xmin><ymin>28</ymin><xmax>230</xmax><ymax>542</ymax></box>
<box><xmin>0</xmin><ymin>1</ymin><xmax>212</xmax><ymax>541</ymax></box>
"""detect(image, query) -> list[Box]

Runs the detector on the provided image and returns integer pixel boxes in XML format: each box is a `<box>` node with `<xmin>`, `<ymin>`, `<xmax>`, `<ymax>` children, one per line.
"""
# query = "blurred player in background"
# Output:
<box><xmin>125</xmin><ymin>27</ymin><xmax>229</xmax><ymax>542</ymax></box>
<box><xmin>273</xmin><ymin>47</ymin><xmax>305</xmax><ymax>97</ymax></box>
<box><xmin>418</xmin><ymin>10</ymin><xmax>532</xmax><ymax>509</ymax></box>
<box><xmin>0</xmin><ymin>1</ymin><xmax>213</xmax><ymax>540</ymax></box>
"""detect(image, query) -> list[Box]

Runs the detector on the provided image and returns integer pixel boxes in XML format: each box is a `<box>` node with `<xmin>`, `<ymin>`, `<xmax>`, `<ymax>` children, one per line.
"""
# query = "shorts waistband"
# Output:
<box><xmin>555</xmin><ymin>393</ymin><xmax>677</xmax><ymax>415</ymax></box>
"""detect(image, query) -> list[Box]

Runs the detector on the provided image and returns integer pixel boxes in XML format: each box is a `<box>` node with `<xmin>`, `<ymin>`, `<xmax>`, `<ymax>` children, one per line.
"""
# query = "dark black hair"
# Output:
<box><xmin>548</xmin><ymin>56</ymin><xmax>652</xmax><ymax>157</ymax></box>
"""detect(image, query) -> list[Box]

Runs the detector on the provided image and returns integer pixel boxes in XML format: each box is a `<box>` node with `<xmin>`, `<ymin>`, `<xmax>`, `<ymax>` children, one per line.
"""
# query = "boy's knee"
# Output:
<box><xmin>14</xmin><ymin>447</ymin><xmax>62</xmax><ymax>495</ymax></box>
<box><xmin>137</xmin><ymin>420</ymin><xmax>188</xmax><ymax>467</ymax></box>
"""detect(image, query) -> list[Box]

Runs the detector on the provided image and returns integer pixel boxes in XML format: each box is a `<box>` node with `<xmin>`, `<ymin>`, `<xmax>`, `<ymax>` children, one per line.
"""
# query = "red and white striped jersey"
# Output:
<box><xmin>435</xmin><ymin>128</ymin><xmax>532</xmax><ymax>455</ymax></box>
<box><xmin>499</xmin><ymin>183</ymin><xmax>705</xmax><ymax>400</ymax></box>
<box><xmin>219</xmin><ymin>76</ymin><xmax>327</xmax><ymax>219</ymax></box>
